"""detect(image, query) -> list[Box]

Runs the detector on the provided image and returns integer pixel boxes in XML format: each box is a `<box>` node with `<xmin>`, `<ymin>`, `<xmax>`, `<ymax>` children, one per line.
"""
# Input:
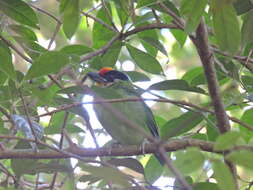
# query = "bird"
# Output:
<box><xmin>86</xmin><ymin>67</ymin><xmax>163</xmax><ymax>164</ymax></box>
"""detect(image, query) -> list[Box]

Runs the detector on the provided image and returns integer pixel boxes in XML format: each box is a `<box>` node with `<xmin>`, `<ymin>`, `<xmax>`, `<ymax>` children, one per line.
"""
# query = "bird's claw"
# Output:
<box><xmin>140</xmin><ymin>139</ymin><xmax>149</xmax><ymax>155</ymax></box>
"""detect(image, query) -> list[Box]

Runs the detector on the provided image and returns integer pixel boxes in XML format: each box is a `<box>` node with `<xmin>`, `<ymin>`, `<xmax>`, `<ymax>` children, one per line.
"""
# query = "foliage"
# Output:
<box><xmin>0</xmin><ymin>0</ymin><xmax>253</xmax><ymax>189</ymax></box>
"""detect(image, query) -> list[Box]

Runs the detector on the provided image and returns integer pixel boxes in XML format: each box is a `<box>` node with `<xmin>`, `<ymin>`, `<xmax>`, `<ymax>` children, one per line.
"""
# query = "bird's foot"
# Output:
<box><xmin>140</xmin><ymin>139</ymin><xmax>149</xmax><ymax>155</ymax></box>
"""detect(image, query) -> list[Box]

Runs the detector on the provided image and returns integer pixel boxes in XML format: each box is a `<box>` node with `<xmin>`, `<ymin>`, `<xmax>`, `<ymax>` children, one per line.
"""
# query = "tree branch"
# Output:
<box><xmin>0</xmin><ymin>138</ymin><xmax>252</xmax><ymax>159</ymax></box>
<box><xmin>193</xmin><ymin>20</ymin><xmax>230</xmax><ymax>133</ymax></box>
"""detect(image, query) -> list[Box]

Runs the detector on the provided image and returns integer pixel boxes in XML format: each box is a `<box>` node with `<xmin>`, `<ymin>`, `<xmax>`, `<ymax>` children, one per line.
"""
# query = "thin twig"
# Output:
<box><xmin>0</xmin><ymin>34</ymin><xmax>32</xmax><ymax>63</ymax></box>
<box><xmin>18</xmin><ymin>89</ymin><xmax>38</xmax><ymax>150</ymax></box>
<box><xmin>158</xmin><ymin>146</ymin><xmax>192</xmax><ymax>190</ymax></box>
<box><xmin>47</xmin><ymin>22</ymin><xmax>62</xmax><ymax>50</ymax></box>
<box><xmin>158</xmin><ymin>2</ymin><xmax>184</xmax><ymax>29</ymax></box>
<box><xmin>49</xmin><ymin>112</ymin><xmax>69</xmax><ymax>190</ymax></box>
<box><xmin>100</xmin><ymin>0</ymin><xmax>118</xmax><ymax>31</ymax></box>
<box><xmin>80</xmin><ymin>34</ymin><xmax>120</xmax><ymax>62</ymax></box>
<box><xmin>193</xmin><ymin>19</ymin><xmax>238</xmax><ymax>189</ymax></box>
<box><xmin>81</xmin><ymin>11</ymin><xmax>117</xmax><ymax>32</ymax></box>
<box><xmin>34</xmin><ymin>97</ymin><xmax>253</xmax><ymax>131</ymax></box>
<box><xmin>29</xmin><ymin>3</ymin><xmax>61</xmax><ymax>24</ymax></box>
<box><xmin>80</xmin><ymin>23</ymin><xmax>177</xmax><ymax>63</ymax></box>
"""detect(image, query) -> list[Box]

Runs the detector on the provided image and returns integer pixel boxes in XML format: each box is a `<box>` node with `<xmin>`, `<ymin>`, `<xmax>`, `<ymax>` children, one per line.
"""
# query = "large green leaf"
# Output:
<box><xmin>226</xmin><ymin>150</ymin><xmax>253</xmax><ymax>170</ymax></box>
<box><xmin>0</xmin><ymin>40</ymin><xmax>16</xmax><ymax>80</ymax></box>
<box><xmin>60</xmin><ymin>44</ymin><xmax>93</xmax><ymax>56</ymax></box>
<box><xmin>169</xmin><ymin>148</ymin><xmax>204</xmax><ymax>176</ymax></box>
<box><xmin>44</xmin><ymin>112</ymin><xmax>83</xmax><ymax>134</ymax></box>
<box><xmin>170</xmin><ymin>29</ymin><xmax>187</xmax><ymax>47</ymax></box>
<box><xmin>194</xmin><ymin>182</ymin><xmax>220</xmax><ymax>190</ymax></box>
<box><xmin>211</xmin><ymin>0</ymin><xmax>241</xmax><ymax>54</ymax></box>
<box><xmin>214</xmin><ymin>131</ymin><xmax>242</xmax><ymax>151</ymax></box>
<box><xmin>13</xmin><ymin>37</ymin><xmax>47</xmax><ymax>59</ymax></box>
<box><xmin>239</xmin><ymin>108</ymin><xmax>253</xmax><ymax>142</ymax></box>
<box><xmin>241</xmin><ymin>10</ymin><xmax>253</xmax><ymax>47</ymax></box>
<box><xmin>60</xmin><ymin>0</ymin><xmax>80</xmax><ymax>38</ymax></box>
<box><xmin>92</xmin><ymin>7</ymin><xmax>115</xmax><ymax>49</ymax></box>
<box><xmin>79</xmin><ymin>164</ymin><xmax>131</xmax><ymax>187</ymax></box>
<box><xmin>148</xmin><ymin>79</ymin><xmax>206</xmax><ymax>94</ymax></box>
<box><xmin>139</xmin><ymin>36</ymin><xmax>168</xmax><ymax>56</ymax></box>
<box><xmin>144</xmin><ymin>155</ymin><xmax>164</xmax><ymax>184</ymax></box>
<box><xmin>136</xmin><ymin>0</ymin><xmax>159</xmax><ymax>8</ymax></box>
<box><xmin>180</xmin><ymin>0</ymin><xmax>208</xmax><ymax>33</ymax></box>
<box><xmin>161</xmin><ymin>111</ymin><xmax>204</xmax><ymax>140</ymax></box>
<box><xmin>111</xmin><ymin>0</ymin><xmax>129</xmax><ymax>26</ymax></box>
<box><xmin>233</xmin><ymin>0</ymin><xmax>253</xmax><ymax>15</ymax></box>
<box><xmin>0</xmin><ymin>0</ymin><xmax>39</xmax><ymax>28</ymax></box>
<box><xmin>108</xmin><ymin>158</ymin><xmax>144</xmax><ymax>174</ymax></box>
<box><xmin>124</xmin><ymin>71</ymin><xmax>150</xmax><ymax>82</ymax></box>
<box><xmin>9</xmin><ymin>24</ymin><xmax>37</xmax><ymax>41</ymax></box>
<box><xmin>212</xmin><ymin>160</ymin><xmax>236</xmax><ymax>190</ymax></box>
<box><xmin>126</xmin><ymin>44</ymin><xmax>163</xmax><ymax>75</ymax></box>
<box><xmin>101</xmin><ymin>43</ymin><xmax>122</xmax><ymax>67</ymax></box>
<box><xmin>138</xmin><ymin>28</ymin><xmax>159</xmax><ymax>57</ymax></box>
<box><xmin>25</xmin><ymin>51</ymin><xmax>69</xmax><ymax>79</ymax></box>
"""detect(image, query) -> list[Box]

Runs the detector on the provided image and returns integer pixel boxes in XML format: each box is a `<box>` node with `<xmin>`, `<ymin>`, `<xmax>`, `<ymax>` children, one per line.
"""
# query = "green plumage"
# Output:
<box><xmin>92</xmin><ymin>81</ymin><xmax>159</xmax><ymax>145</ymax></box>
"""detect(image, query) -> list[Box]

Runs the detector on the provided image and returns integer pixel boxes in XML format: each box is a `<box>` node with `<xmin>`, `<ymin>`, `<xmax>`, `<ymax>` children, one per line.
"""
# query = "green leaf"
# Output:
<box><xmin>92</xmin><ymin>7</ymin><xmax>115</xmax><ymax>49</ymax></box>
<box><xmin>144</xmin><ymin>155</ymin><xmax>164</xmax><ymax>184</ymax></box>
<box><xmin>138</xmin><ymin>29</ymin><xmax>159</xmax><ymax>57</ymax></box>
<box><xmin>25</xmin><ymin>51</ymin><xmax>69</xmax><ymax>79</ymax></box>
<box><xmin>9</xmin><ymin>24</ymin><xmax>37</xmax><ymax>41</ymax></box>
<box><xmin>182</xmin><ymin>67</ymin><xmax>204</xmax><ymax>85</ymax></box>
<box><xmin>241</xmin><ymin>10</ymin><xmax>253</xmax><ymax>47</ymax></box>
<box><xmin>60</xmin><ymin>0</ymin><xmax>80</xmax><ymax>38</ymax></box>
<box><xmin>60</xmin><ymin>44</ymin><xmax>93</xmax><ymax>56</ymax></box>
<box><xmin>31</xmin><ymin>85</ymin><xmax>59</xmax><ymax>105</ymax></box>
<box><xmin>57</xmin><ymin>86</ymin><xmax>85</xmax><ymax>94</ymax></box>
<box><xmin>180</xmin><ymin>0</ymin><xmax>208</xmax><ymax>33</ymax></box>
<box><xmin>194</xmin><ymin>182</ymin><xmax>220</xmax><ymax>190</ymax></box>
<box><xmin>136</xmin><ymin>0</ymin><xmax>159</xmax><ymax>8</ymax></box>
<box><xmin>53</xmin><ymin>96</ymin><xmax>89</xmax><ymax>118</ymax></box>
<box><xmin>172</xmin><ymin>148</ymin><xmax>205</xmax><ymax>175</ymax></box>
<box><xmin>241</xmin><ymin>75</ymin><xmax>253</xmax><ymax>92</ymax></box>
<box><xmin>174</xmin><ymin>176</ymin><xmax>193</xmax><ymax>190</ymax></box>
<box><xmin>211</xmin><ymin>0</ymin><xmax>241</xmax><ymax>54</ymax></box>
<box><xmin>226</xmin><ymin>150</ymin><xmax>253</xmax><ymax>170</ymax></box>
<box><xmin>14</xmin><ymin>37</ymin><xmax>47</xmax><ymax>59</ymax></box>
<box><xmin>79</xmin><ymin>164</ymin><xmax>131</xmax><ymax>187</ymax></box>
<box><xmin>233</xmin><ymin>0</ymin><xmax>253</xmax><ymax>15</ymax></box>
<box><xmin>161</xmin><ymin>111</ymin><xmax>204</xmax><ymax>140</ymax></box>
<box><xmin>124</xmin><ymin>71</ymin><xmax>150</xmax><ymax>82</ymax></box>
<box><xmin>212</xmin><ymin>160</ymin><xmax>236</xmax><ymax>190</ymax></box>
<box><xmin>139</xmin><ymin>36</ymin><xmax>168</xmax><ymax>56</ymax></box>
<box><xmin>101</xmin><ymin>43</ymin><xmax>122</xmax><ymax>67</ymax></box>
<box><xmin>214</xmin><ymin>131</ymin><xmax>242</xmax><ymax>151</ymax></box>
<box><xmin>170</xmin><ymin>29</ymin><xmax>187</xmax><ymax>47</ymax></box>
<box><xmin>108</xmin><ymin>158</ymin><xmax>144</xmax><ymax>174</ymax></box>
<box><xmin>111</xmin><ymin>0</ymin><xmax>129</xmax><ymax>26</ymax></box>
<box><xmin>239</xmin><ymin>108</ymin><xmax>253</xmax><ymax>142</ymax></box>
<box><xmin>148</xmin><ymin>80</ymin><xmax>206</xmax><ymax>94</ymax></box>
<box><xmin>44</xmin><ymin>112</ymin><xmax>83</xmax><ymax>134</ymax></box>
<box><xmin>0</xmin><ymin>72</ymin><xmax>7</xmax><ymax>85</ymax></box>
<box><xmin>0</xmin><ymin>0</ymin><xmax>39</xmax><ymax>28</ymax></box>
<box><xmin>0</xmin><ymin>40</ymin><xmax>16</xmax><ymax>80</ymax></box>
<box><xmin>134</xmin><ymin>12</ymin><xmax>155</xmax><ymax>27</ymax></box>
<box><xmin>79</xmin><ymin>175</ymin><xmax>101</xmax><ymax>184</ymax></box>
<box><xmin>126</xmin><ymin>44</ymin><xmax>163</xmax><ymax>75</ymax></box>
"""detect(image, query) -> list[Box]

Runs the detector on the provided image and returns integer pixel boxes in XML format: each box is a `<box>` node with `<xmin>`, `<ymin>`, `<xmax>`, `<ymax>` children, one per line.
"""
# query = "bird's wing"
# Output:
<box><xmin>111</xmin><ymin>81</ymin><xmax>159</xmax><ymax>138</ymax></box>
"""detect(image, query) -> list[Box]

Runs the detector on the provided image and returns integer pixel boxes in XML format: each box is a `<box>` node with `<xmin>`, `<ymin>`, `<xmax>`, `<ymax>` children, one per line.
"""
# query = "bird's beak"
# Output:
<box><xmin>82</xmin><ymin>72</ymin><xmax>108</xmax><ymax>87</ymax></box>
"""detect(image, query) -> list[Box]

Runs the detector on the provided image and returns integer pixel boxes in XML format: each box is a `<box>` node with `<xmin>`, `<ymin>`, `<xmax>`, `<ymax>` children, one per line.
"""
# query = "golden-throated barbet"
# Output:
<box><xmin>86</xmin><ymin>67</ymin><xmax>163</xmax><ymax>164</ymax></box>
